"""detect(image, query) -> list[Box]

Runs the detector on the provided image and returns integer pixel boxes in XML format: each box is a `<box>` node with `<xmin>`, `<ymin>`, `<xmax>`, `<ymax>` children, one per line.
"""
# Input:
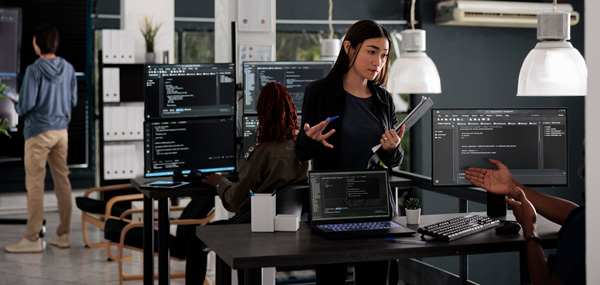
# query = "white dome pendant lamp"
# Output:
<box><xmin>387</xmin><ymin>0</ymin><xmax>441</xmax><ymax>94</ymax></box>
<box><xmin>517</xmin><ymin>0</ymin><xmax>587</xmax><ymax>96</ymax></box>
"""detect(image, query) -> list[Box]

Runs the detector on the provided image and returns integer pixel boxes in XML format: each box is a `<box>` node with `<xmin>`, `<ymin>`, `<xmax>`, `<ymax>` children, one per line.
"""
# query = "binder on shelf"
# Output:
<box><xmin>120</xmin><ymin>30</ymin><xmax>135</xmax><ymax>63</ymax></box>
<box><xmin>103</xmin><ymin>106</ymin><xmax>113</xmax><ymax>141</ymax></box>
<box><xmin>111</xmin><ymin>68</ymin><xmax>120</xmax><ymax>102</ymax></box>
<box><xmin>114</xmin><ymin>106</ymin><xmax>126</xmax><ymax>140</ymax></box>
<box><xmin>110</xmin><ymin>29</ymin><xmax>120</xmax><ymax>63</ymax></box>
<box><xmin>126</xmin><ymin>106</ymin><xmax>136</xmax><ymax>140</ymax></box>
<box><xmin>134</xmin><ymin>106</ymin><xmax>144</xmax><ymax>139</ymax></box>
<box><xmin>103</xmin><ymin>145</ymin><xmax>113</xmax><ymax>180</ymax></box>
<box><xmin>102</xmin><ymin>68</ymin><xmax>112</xmax><ymax>102</ymax></box>
<box><xmin>102</xmin><ymin>29</ymin><xmax>112</xmax><ymax>63</ymax></box>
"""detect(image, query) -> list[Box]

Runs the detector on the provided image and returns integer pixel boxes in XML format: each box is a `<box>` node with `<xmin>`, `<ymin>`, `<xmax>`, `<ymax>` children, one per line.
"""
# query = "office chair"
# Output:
<box><xmin>103</xmin><ymin>197</ymin><xmax>215</xmax><ymax>285</ymax></box>
<box><xmin>75</xmin><ymin>184</ymin><xmax>142</xmax><ymax>248</ymax></box>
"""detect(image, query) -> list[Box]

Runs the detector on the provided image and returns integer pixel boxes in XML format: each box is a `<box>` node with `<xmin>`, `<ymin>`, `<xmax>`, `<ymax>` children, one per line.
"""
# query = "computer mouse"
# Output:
<box><xmin>495</xmin><ymin>222</ymin><xmax>521</xmax><ymax>235</ymax></box>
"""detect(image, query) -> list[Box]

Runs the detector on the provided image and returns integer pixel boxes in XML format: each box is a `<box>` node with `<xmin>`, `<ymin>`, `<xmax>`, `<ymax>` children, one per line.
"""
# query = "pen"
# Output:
<box><xmin>385</xmin><ymin>238</ymin><xmax>427</xmax><ymax>245</ymax></box>
<box><xmin>305</xmin><ymin>116</ymin><xmax>339</xmax><ymax>132</ymax></box>
<box><xmin>271</xmin><ymin>190</ymin><xmax>277</xmax><ymax>196</ymax></box>
<box><xmin>249</xmin><ymin>189</ymin><xmax>254</xmax><ymax>196</ymax></box>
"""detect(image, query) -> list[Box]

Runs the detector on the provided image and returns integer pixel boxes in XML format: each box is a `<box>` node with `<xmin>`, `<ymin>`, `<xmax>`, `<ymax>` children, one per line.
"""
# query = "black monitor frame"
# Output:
<box><xmin>431</xmin><ymin>107</ymin><xmax>568</xmax><ymax>187</ymax></box>
<box><xmin>143</xmin><ymin>116</ymin><xmax>237</xmax><ymax>178</ymax></box>
<box><xmin>242</xmin><ymin>61</ymin><xmax>333</xmax><ymax>115</ymax></box>
<box><xmin>144</xmin><ymin>63</ymin><xmax>236</xmax><ymax>120</ymax></box>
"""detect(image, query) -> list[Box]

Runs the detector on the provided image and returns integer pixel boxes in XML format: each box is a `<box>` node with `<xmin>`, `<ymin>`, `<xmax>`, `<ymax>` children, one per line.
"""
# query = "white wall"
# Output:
<box><xmin>585</xmin><ymin>0</ymin><xmax>599</xmax><ymax>283</ymax></box>
<box><xmin>121</xmin><ymin>0</ymin><xmax>175</xmax><ymax>64</ymax></box>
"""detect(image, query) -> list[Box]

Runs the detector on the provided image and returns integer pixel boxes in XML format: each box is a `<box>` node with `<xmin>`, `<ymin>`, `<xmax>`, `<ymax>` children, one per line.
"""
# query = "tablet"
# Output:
<box><xmin>141</xmin><ymin>181</ymin><xmax>189</xmax><ymax>189</ymax></box>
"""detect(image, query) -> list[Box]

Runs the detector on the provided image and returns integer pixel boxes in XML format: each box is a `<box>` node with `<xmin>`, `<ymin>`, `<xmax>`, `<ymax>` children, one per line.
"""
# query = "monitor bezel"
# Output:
<box><xmin>430</xmin><ymin>107</ymin><xmax>569</xmax><ymax>187</ymax></box>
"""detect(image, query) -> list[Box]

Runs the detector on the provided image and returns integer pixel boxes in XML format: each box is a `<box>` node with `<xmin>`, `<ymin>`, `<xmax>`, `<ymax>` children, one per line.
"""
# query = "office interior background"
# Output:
<box><xmin>0</xmin><ymin>0</ymin><xmax>598</xmax><ymax>284</ymax></box>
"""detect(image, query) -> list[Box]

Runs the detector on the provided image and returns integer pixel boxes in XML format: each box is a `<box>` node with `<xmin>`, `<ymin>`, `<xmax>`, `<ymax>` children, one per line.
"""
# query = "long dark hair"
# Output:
<box><xmin>326</xmin><ymin>19</ymin><xmax>392</xmax><ymax>86</ymax></box>
<box><xmin>256</xmin><ymin>82</ymin><xmax>300</xmax><ymax>144</ymax></box>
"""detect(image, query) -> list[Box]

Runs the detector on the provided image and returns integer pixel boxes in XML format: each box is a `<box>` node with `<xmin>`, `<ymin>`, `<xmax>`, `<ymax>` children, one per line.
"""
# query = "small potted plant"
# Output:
<box><xmin>140</xmin><ymin>16</ymin><xmax>163</xmax><ymax>63</ymax></box>
<box><xmin>0</xmin><ymin>78</ymin><xmax>14</xmax><ymax>138</ymax></box>
<box><xmin>404</xmin><ymin>197</ymin><xmax>422</xmax><ymax>224</ymax></box>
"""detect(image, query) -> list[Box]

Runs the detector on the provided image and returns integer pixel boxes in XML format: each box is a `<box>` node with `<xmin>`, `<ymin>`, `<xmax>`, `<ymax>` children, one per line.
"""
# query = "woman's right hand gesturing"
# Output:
<box><xmin>303</xmin><ymin>119</ymin><xmax>336</xmax><ymax>149</ymax></box>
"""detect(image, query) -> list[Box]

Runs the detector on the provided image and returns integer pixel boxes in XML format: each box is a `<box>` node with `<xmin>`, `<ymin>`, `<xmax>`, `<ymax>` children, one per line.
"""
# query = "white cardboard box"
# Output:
<box><xmin>275</xmin><ymin>214</ymin><xmax>299</xmax><ymax>232</ymax></box>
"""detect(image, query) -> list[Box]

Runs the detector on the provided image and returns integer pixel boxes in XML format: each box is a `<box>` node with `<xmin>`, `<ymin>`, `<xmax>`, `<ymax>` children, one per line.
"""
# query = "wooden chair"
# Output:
<box><xmin>75</xmin><ymin>184</ymin><xmax>142</xmax><ymax>248</ymax></box>
<box><xmin>104</xmin><ymin>197</ymin><xmax>215</xmax><ymax>284</ymax></box>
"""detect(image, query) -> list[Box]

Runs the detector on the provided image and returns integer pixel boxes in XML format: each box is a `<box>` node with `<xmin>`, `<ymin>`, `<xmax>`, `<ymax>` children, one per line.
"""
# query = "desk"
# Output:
<box><xmin>131</xmin><ymin>177</ymin><xmax>216</xmax><ymax>285</ymax></box>
<box><xmin>197</xmin><ymin>212</ymin><xmax>560</xmax><ymax>285</ymax></box>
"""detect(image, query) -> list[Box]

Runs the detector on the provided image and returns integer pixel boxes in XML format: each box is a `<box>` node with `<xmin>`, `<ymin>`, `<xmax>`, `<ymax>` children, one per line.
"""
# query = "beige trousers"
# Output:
<box><xmin>24</xmin><ymin>129</ymin><xmax>72</xmax><ymax>241</ymax></box>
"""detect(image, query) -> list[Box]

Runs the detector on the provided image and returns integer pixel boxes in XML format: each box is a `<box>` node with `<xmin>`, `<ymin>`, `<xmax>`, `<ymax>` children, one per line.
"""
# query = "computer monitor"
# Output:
<box><xmin>144</xmin><ymin>116</ymin><xmax>236</xmax><ymax>177</ymax></box>
<box><xmin>241</xmin><ymin>114</ymin><xmax>302</xmax><ymax>152</ymax></box>
<box><xmin>432</xmin><ymin>108</ymin><xmax>567</xmax><ymax>186</ymax></box>
<box><xmin>242</xmin><ymin>61</ymin><xmax>333</xmax><ymax>114</ymax></box>
<box><xmin>144</xmin><ymin>63</ymin><xmax>236</xmax><ymax>119</ymax></box>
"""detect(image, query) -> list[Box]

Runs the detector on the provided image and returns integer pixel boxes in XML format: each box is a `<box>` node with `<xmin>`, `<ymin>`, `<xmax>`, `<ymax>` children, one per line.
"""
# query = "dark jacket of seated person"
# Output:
<box><xmin>212</xmin><ymin>139</ymin><xmax>308</xmax><ymax>219</ymax></box>
<box><xmin>205</xmin><ymin>81</ymin><xmax>309</xmax><ymax>220</ymax></box>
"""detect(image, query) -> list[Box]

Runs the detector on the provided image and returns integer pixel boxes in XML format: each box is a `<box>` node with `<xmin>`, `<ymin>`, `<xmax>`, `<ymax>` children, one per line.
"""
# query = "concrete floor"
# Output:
<box><xmin>0</xmin><ymin>204</ymin><xmax>192</xmax><ymax>284</ymax></box>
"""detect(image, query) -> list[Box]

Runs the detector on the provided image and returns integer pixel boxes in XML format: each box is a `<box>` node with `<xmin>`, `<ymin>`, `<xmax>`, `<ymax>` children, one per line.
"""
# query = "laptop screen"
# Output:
<box><xmin>309</xmin><ymin>170</ymin><xmax>391</xmax><ymax>222</ymax></box>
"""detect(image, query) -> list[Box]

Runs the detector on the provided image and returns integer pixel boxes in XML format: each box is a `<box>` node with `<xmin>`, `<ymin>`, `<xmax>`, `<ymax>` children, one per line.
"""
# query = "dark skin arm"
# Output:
<box><xmin>506</xmin><ymin>188</ymin><xmax>564</xmax><ymax>285</ymax></box>
<box><xmin>464</xmin><ymin>159</ymin><xmax>578</xmax><ymax>225</ymax></box>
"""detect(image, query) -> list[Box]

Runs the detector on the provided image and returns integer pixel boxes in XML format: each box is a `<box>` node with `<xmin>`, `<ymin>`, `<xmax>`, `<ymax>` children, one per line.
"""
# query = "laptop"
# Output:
<box><xmin>309</xmin><ymin>169</ymin><xmax>415</xmax><ymax>239</ymax></box>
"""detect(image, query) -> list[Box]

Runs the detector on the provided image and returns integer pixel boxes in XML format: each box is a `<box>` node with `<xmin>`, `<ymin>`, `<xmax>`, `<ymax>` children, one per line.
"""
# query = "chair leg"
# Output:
<box><xmin>82</xmin><ymin>216</ymin><xmax>104</xmax><ymax>248</ymax></box>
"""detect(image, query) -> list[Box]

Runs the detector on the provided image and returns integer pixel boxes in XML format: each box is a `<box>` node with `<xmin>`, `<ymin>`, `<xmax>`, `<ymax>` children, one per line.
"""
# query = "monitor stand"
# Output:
<box><xmin>486</xmin><ymin>192</ymin><xmax>517</xmax><ymax>221</ymax></box>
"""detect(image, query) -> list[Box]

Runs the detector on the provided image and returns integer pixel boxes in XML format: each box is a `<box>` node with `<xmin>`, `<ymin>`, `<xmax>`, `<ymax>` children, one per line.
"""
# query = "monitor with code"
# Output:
<box><xmin>432</xmin><ymin>108</ymin><xmax>567</xmax><ymax>186</ymax></box>
<box><xmin>144</xmin><ymin>117</ymin><xmax>236</xmax><ymax>177</ymax></box>
<box><xmin>145</xmin><ymin>63</ymin><xmax>235</xmax><ymax>119</ymax></box>
<box><xmin>242</xmin><ymin>61</ymin><xmax>333</xmax><ymax>114</ymax></box>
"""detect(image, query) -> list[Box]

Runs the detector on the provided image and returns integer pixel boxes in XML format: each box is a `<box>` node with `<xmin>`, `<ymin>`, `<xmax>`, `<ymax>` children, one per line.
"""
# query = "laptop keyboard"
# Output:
<box><xmin>317</xmin><ymin>221</ymin><xmax>402</xmax><ymax>232</ymax></box>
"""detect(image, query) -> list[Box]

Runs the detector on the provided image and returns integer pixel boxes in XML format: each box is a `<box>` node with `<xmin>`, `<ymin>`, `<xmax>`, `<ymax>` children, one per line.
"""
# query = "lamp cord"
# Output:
<box><xmin>328</xmin><ymin>0</ymin><xmax>334</xmax><ymax>39</ymax></box>
<box><xmin>410</xmin><ymin>0</ymin><xmax>416</xmax><ymax>29</ymax></box>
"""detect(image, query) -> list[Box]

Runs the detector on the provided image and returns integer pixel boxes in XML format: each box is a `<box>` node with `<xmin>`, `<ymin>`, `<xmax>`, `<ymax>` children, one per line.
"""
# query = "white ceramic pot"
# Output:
<box><xmin>405</xmin><ymin>208</ymin><xmax>421</xmax><ymax>224</ymax></box>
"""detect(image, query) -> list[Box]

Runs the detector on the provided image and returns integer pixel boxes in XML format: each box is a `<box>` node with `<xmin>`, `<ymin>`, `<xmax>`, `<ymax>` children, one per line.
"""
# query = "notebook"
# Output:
<box><xmin>308</xmin><ymin>169</ymin><xmax>415</xmax><ymax>239</ymax></box>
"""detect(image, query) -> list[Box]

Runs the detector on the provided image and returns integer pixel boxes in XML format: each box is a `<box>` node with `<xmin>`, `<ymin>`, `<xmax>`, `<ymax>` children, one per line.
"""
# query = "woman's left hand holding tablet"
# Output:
<box><xmin>381</xmin><ymin>124</ymin><xmax>405</xmax><ymax>153</ymax></box>
<box><xmin>304</xmin><ymin>119</ymin><xmax>336</xmax><ymax>148</ymax></box>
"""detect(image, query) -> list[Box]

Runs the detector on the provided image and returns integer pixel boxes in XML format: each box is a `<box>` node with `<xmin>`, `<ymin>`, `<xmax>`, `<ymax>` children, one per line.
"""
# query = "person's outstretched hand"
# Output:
<box><xmin>464</xmin><ymin>158</ymin><xmax>515</xmax><ymax>196</ymax></box>
<box><xmin>506</xmin><ymin>187</ymin><xmax>537</xmax><ymax>238</ymax></box>
<box><xmin>304</xmin><ymin>119</ymin><xmax>336</xmax><ymax>149</ymax></box>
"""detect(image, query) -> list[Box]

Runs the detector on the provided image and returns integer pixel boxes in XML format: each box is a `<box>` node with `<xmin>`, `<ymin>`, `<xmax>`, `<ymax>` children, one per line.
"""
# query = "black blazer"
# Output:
<box><xmin>295</xmin><ymin>75</ymin><xmax>404</xmax><ymax>170</ymax></box>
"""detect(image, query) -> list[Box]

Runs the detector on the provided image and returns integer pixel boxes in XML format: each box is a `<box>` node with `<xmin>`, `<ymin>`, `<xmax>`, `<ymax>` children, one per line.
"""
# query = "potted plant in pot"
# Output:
<box><xmin>0</xmin><ymin>78</ymin><xmax>14</xmax><ymax>138</ymax></box>
<box><xmin>140</xmin><ymin>17</ymin><xmax>163</xmax><ymax>64</ymax></box>
<box><xmin>404</xmin><ymin>197</ymin><xmax>422</xmax><ymax>224</ymax></box>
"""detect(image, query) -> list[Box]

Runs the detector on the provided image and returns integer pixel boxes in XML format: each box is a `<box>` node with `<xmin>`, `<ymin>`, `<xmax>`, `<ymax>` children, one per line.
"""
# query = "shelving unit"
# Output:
<box><xmin>98</xmin><ymin>58</ymin><xmax>145</xmax><ymax>186</ymax></box>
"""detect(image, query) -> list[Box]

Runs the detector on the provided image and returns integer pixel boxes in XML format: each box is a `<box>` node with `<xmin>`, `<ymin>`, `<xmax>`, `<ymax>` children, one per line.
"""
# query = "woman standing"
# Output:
<box><xmin>295</xmin><ymin>19</ymin><xmax>405</xmax><ymax>284</ymax></box>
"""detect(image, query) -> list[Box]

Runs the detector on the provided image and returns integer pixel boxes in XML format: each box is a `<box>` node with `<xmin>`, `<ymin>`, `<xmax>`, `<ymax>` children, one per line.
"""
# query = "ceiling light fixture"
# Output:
<box><xmin>517</xmin><ymin>0</ymin><xmax>587</xmax><ymax>96</ymax></box>
<box><xmin>387</xmin><ymin>0</ymin><xmax>441</xmax><ymax>94</ymax></box>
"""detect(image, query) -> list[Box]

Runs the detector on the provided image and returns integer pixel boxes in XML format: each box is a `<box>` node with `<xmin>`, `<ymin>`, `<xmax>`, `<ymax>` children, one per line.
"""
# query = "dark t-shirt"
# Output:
<box><xmin>548</xmin><ymin>205</ymin><xmax>585</xmax><ymax>284</ymax></box>
<box><xmin>339</xmin><ymin>91</ymin><xmax>383</xmax><ymax>169</ymax></box>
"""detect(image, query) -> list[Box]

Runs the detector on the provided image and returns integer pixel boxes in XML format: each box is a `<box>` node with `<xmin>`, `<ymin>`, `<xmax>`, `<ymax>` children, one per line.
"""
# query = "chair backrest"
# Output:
<box><xmin>275</xmin><ymin>184</ymin><xmax>308</xmax><ymax>217</ymax></box>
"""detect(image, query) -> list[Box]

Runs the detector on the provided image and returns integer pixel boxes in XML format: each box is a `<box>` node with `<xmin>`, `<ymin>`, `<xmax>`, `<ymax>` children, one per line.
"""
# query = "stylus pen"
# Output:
<box><xmin>304</xmin><ymin>116</ymin><xmax>339</xmax><ymax>132</ymax></box>
<box><xmin>385</xmin><ymin>238</ymin><xmax>427</xmax><ymax>245</ymax></box>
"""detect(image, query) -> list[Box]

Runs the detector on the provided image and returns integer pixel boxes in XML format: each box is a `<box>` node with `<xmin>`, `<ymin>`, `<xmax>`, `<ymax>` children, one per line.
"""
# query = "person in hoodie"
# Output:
<box><xmin>5</xmin><ymin>24</ymin><xmax>77</xmax><ymax>253</ymax></box>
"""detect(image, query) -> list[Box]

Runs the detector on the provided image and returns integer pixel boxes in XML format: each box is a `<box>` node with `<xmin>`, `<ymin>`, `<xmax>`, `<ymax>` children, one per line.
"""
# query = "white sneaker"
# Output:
<box><xmin>50</xmin><ymin>233</ymin><xmax>70</xmax><ymax>248</ymax></box>
<box><xmin>5</xmin><ymin>237</ymin><xmax>43</xmax><ymax>253</ymax></box>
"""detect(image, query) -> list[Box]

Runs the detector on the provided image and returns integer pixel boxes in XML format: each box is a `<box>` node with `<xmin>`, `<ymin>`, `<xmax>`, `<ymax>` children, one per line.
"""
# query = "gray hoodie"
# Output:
<box><xmin>15</xmin><ymin>57</ymin><xmax>77</xmax><ymax>140</ymax></box>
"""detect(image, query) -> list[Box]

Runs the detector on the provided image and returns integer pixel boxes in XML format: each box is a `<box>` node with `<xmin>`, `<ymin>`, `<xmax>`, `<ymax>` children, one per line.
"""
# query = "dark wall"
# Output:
<box><xmin>411</xmin><ymin>0</ymin><xmax>585</xmax><ymax>284</ymax></box>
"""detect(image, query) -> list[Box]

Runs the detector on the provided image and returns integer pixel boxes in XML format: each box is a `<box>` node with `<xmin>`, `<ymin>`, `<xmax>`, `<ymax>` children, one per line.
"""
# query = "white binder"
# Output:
<box><xmin>110</xmin><ymin>29</ymin><xmax>120</xmax><ymax>63</ymax></box>
<box><xmin>111</xmin><ymin>68</ymin><xmax>120</xmax><ymax>102</ymax></box>
<box><xmin>102</xmin><ymin>68</ymin><xmax>112</xmax><ymax>102</ymax></box>
<box><xmin>103</xmin><ymin>106</ymin><xmax>113</xmax><ymax>141</ymax></box>
<box><xmin>102</xmin><ymin>29</ymin><xmax>112</xmax><ymax>63</ymax></box>
<box><xmin>103</xmin><ymin>145</ymin><xmax>113</xmax><ymax>179</ymax></box>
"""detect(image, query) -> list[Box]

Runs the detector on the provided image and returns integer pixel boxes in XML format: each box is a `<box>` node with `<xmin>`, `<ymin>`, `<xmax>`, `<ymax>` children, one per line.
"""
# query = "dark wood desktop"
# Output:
<box><xmin>197</xmin><ymin>212</ymin><xmax>560</xmax><ymax>285</ymax></box>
